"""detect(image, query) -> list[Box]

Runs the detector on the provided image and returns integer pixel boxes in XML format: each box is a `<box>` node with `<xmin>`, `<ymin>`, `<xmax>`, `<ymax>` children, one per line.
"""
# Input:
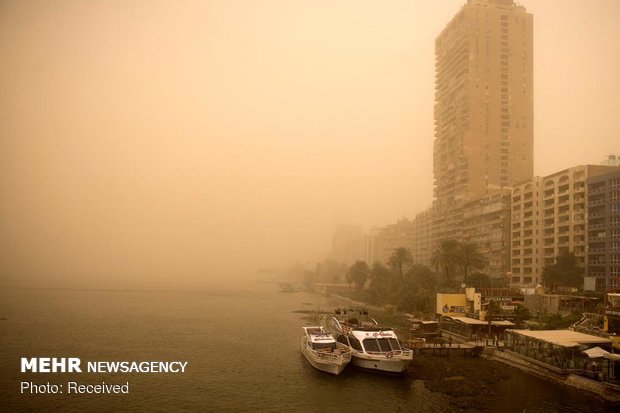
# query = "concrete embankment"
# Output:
<box><xmin>484</xmin><ymin>348</ymin><xmax>620</xmax><ymax>402</ymax></box>
<box><xmin>326</xmin><ymin>294</ymin><xmax>384</xmax><ymax>313</ymax></box>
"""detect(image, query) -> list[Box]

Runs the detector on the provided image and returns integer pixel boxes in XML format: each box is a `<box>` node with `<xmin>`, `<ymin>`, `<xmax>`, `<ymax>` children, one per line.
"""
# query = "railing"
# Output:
<box><xmin>362</xmin><ymin>348</ymin><xmax>413</xmax><ymax>360</ymax></box>
<box><xmin>302</xmin><ymin>337</ymin><xmax>352</xmax><ymax>364</ymax></box>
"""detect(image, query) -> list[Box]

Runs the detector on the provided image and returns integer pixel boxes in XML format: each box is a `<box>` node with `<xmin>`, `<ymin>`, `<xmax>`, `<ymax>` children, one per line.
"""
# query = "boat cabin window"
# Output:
<box><xmin>312</xmin><ymin>342</ymin><xmax>336</xmax><ymax>351</ymax></box>
<box><xmin>349</xmin><ymin>337</ymin><xmax>363</xmax><ymax>352</ymax></box>
<box><xmin>377</xmin><ymin>338</ymin><xmax>392</xmax><ymax>352</ymax></box>
<box><xmin>363</xmin><ymin>338</ymin><xmax>401</xmax><ymax>352</ymax></box>
<box><xmin>388</xmin><ymin>338</ymin><xmax>401</xmax><ymax>351</ymax></box>
<box><xmin>363</xmin><ymin>339</ymin><xmax>380</xmax><ymax>353</ymax></box>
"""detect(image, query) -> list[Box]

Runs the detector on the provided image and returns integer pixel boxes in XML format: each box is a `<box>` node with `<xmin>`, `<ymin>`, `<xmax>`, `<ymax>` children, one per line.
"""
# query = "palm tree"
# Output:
<box><xmin>431</xmin><ymin>239</ymin><xmax>459</xmax><ymax>284</ymax></box>
<box><xmin>347</xmin><ymin>261</ymin><xmax>370</xmax><ymax>292</ymax></box>
<box><xmin>369</xmin><ymin>262</ymin><xmax>392</xmax><ymax>304</ymax></box>
<box><xmin>457</xmin><ymin>242</ymin><xmax>488</xmax><ymax>286</ymax></box>
<box><xmin>388</xmin><ymin>247</ymin><xmax>413</xmax><ymax>282</ymax></box>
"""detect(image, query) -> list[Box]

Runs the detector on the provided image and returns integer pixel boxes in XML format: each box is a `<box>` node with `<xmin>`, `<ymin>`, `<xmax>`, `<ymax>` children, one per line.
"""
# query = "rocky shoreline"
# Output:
<box><xmin>409</xmin><ymin>354</ymin><xmax>617</xmax><ymax>412</ymax></box>
<box><xmin>409</xmin><ymin>355</ymin><xmax>511</xmax><ymax>411</ymax></box>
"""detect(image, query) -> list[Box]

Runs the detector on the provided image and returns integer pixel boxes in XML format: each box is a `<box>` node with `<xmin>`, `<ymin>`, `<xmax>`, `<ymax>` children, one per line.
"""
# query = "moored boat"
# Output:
<box><xmin>326</xmin><ymin>311</ymin><xmax>412</xmax><ymax>375</ymax></box>
<box><xmin>300</xmin><ymin>326</ymin><xmax>352</xmax><ymax>375</ymax></box>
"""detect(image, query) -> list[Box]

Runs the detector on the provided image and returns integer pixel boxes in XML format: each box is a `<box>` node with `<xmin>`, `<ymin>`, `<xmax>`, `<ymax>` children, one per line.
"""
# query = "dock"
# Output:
<box><xmin>411</xmin><ymin>342</ymin><xmax>483</xmax><ymax>357</ymax></box>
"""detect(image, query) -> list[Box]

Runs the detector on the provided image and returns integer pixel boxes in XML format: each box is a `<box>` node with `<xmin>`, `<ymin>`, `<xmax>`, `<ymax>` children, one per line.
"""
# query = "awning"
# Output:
<box><xmin>491</xmin><ymin>320</ymin><xmax>515</xmax><ymax>326</ymax></box>
<box><xmin>449</xmin><ymin>316</ymin><xmax>488</xmax><ymax>325</ymax></box>
<box><xmin>582</xmin><ymin>346</ymin><xmax>610</xmax><ymax>359</ymax></box>
<box><xmin>506</xmin><ymin>329</ymin><xmax>611</xmax><ymax>348</ymax></box>
<box><xmin>603</xmin><ymin>353</ymin><xmax>620</xmax><ymax>361</ymax></box>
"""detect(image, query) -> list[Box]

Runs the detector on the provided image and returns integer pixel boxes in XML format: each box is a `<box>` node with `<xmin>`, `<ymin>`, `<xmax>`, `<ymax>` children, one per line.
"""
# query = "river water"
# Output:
<box><xmin>0</xmin><ymin>284</ymin><xmax>614</xmax><ymax>412</ymax></box>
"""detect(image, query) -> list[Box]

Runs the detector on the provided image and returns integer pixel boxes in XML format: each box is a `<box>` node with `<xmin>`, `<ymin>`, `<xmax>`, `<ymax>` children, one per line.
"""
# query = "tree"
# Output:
<box><xmin>317</xmin><ymin>260</ymin><xmax>348</xmax><ymax>284</ymax></box>
<box><xmin>457</xmin><ymin>242</ymin><xmax>488</xmax><ymax>285</ymax></box>
<box><xmin>388</xmin><ymin>247</ymin><xmax>413</xmax><ymax>282</ymax></box>
<box><xmin>404</xmin><ymin>264</ymin><xmax>438</xmax><ymax>313</ymax></box>
<box><xmin>431</xmin><ymin>239</ymin><xmax>460</xmax><ymax>285</ymax></box>
<box><xmin>366</xmin><ymin>262</ymin><xmax>392</xmax><ymax>305</ymax></box>
<box><xmin>347</xmin><ymin>261</ymin><xmax>370</xmax><ymax>292</ymax></box>
<box><xmin>542</xmin><ymin>250</ymin><xmax>583</xmax><ymax>289</ymax></box>
<box><xmin>486</xmin><ymin>299</ymin><xmax>502</xmax><ymax>336</ymax></box>
<box><xmin>468</xmin><ymin>272</ymin><xmax>491</xmax><ymax>288</ymax></box>
<box><xmin>514</xmin><ymin>304</ymin><xmax>531</xmax><ymax>326</ymax></box>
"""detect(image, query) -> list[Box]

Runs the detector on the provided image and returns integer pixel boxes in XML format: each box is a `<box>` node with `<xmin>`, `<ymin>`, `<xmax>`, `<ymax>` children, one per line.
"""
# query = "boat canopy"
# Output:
<box><xmin>303</xmin><ymin>327</ymin><xmax>337</xmax><ymax>344</ymax></box>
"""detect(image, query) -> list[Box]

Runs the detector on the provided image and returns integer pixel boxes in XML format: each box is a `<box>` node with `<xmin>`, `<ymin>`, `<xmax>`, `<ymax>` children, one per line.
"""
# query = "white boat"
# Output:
<box><xmin>327</xmin><ymin>312</ymin><xmax>413</xmax><ymax>375</ymax></box>
<box><xmin>300</xmin><ymin>326</ymin><xmax>352</xmax><ymax>375</ymax></box>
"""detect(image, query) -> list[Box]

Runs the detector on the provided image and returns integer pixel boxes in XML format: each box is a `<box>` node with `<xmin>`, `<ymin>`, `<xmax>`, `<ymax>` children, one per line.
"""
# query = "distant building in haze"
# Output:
<box><xmin>330</xmin><ymin>224</ymin><xmax>363</xmax><ymax>265</ymax></box>
<box><xmin>600</xmin><ymin>154</ymin><xmax>620</xmax><ymax>167</ymax></box>
<box><xmin>433</xmin><ymin>0</ymin><xmax>533</xmax><ymax>211</ymax></box>
<box><xmin>412</xmin><ymin>207</ymin><xmax>434</xmax><ymax>267</ymax></box>
<box><xmin>374</xmin><ymin>219</ymin><xmax>416</xmax><ymax>266</ymax></box>
<box><xmin>352</xmin><ymin>231</ymin><xmax>376</xmax><ymax>266</ymax></box>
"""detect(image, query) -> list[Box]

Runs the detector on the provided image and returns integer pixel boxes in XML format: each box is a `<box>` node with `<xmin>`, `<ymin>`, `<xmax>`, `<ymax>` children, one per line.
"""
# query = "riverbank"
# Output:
<box><xmin>409</xmin><ymin>354</ymin><xmax>617</xmax><ymax>412</ymax></box>
<box><xmin>317</xmin><ymin>291</ymin><xmax>620</xmax><ymax>406</ymax></box>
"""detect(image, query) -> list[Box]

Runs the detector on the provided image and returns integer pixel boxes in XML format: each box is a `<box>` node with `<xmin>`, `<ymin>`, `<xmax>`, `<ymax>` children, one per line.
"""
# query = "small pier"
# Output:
<box><xmin>411</xmin><ymin>342</ymin><xmax>483</xmax><ymax>358</ymax></box>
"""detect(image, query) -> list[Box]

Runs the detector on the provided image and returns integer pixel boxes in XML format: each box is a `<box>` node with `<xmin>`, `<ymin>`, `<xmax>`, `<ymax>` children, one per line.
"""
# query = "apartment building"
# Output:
<box><xmin>374</xmin><ymin>219</ymin><xmax>416</xmax><ymax>266</ymax></box>
<box><xmin>434</xmin><ymin>0</ymin><xmax>533</xmax><ymax>211</ymax></box>
<box><xmin>461</xmin><ymin>188</ymin><xmax>511</xmax><ymax>277</ymax></box>
<box><xmin>412</xmin><ymin>207</ymin><xmax>434</xmax><ymax>267</ymax></box>
<box><xmin>511</xmin><ymin>165</ymin><xmax>618</xmax><ymax>286</ymax></box>
<box><xmin>585</xmin><ymin>169</ymin><xmax>620</xmax><ymax>292</ymax></box>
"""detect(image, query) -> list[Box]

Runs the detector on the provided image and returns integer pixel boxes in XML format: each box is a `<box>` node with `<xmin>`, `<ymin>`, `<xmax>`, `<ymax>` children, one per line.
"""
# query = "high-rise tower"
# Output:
<box><xmin>434</xmin><ymin>0</ymin><xmax>533</xmax><ymax>210</ymax></box>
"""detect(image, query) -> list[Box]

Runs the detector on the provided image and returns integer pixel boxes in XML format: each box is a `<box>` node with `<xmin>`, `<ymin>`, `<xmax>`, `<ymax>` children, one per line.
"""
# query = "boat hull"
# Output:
<box><xmin>300</xmin><ymin>339</ymin><xmax>350</xmax><ymax>375</ymax></box>
<box><xmin>301</xmin><ymin>351</ymin><xmax>348</xmax><ymax>375</ymax></box>
<box><xmin>351</xmin><ymin>354</ymin><xmax>410</xmax><ymax>374</ymax></box>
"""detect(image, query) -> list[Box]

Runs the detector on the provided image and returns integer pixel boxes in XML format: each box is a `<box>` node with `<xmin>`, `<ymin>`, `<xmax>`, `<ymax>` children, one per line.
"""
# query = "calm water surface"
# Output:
<box><xmin>0</xmin><ymin>284</ymin><xmax>613</xmax><ymax>412</ymax></box>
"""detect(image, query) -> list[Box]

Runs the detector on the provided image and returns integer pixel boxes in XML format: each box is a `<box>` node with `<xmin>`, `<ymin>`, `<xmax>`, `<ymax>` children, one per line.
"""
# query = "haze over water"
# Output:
<box><xmin>0</xmin><ymin>285</ymin><xmax>613</xmax><ymax>412</ymax></box>
<box><xmin>1</xmin><ymin>0</ymin><xmax>619</xmax><ymax>289</ymax></box>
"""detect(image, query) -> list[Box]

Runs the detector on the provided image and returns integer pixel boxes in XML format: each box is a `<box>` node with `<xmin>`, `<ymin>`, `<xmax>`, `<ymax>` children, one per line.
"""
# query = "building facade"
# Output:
<box><xmin>352</xmin><ymin>232</ymin><xmax>376</xmax><ymax>267</ymax></box>
<box><xmin>461</xmin><ymin>188</ymin><xmax>511</xmax><ymax>277</ymax></box>
<box><xmin>412</xmin><ymin>207</ymin><xmax>434</xmax><ymax>267</ymax></box>
<box><xmin>600</xmin><ymin>154</ymin><xmax>620</xmax><ymax>167</ymax></box>
<box><xmin>330</xmin><ymin>224</ymin><xmax>363</xmax><ymax>265</ymax></box>
<box><xmin>374</xmin><ymin>219</ymin><xmax>416</xmax><ymax>266</ymax></box>
<box><xmin>585</xmin><ymin>169</ymin><xmax>620</xmax><ymax>292</ymax></box>
<box><xmin>511</xmin><ymin>165</ymin><xmax>618</xmax><ymax>287</ymax></box>
<box><xmin>434</xmin><ymin>0</ymin><xmax>533</xmax><ymax>211</ymax></box>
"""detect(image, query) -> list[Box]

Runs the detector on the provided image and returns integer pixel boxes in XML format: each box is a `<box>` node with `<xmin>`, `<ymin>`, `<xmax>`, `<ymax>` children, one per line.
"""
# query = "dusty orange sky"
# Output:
<box><xmin>1</xmin><ymin>0</ymin><xmax>618</xmax><ymax>288</ymax></box>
